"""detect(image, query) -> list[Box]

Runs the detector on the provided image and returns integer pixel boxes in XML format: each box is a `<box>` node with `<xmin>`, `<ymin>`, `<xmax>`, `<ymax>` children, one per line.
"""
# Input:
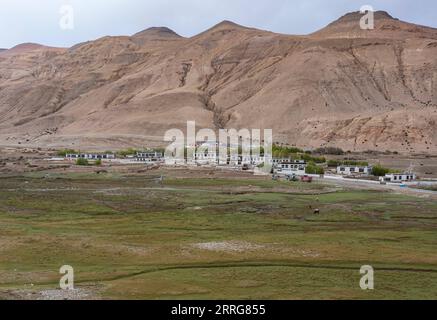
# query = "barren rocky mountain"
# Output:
<box><xmin>0</xmin><ymin>11</ymin><xmax>436</xmax><ymax>153</ymax></box>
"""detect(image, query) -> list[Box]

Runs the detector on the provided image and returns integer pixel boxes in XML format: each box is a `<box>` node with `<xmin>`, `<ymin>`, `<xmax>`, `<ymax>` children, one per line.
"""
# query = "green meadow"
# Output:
<box><xmin>0</xmin><ymin>171</ymin><xmax>436</xmax><ymax>299</ymax></box>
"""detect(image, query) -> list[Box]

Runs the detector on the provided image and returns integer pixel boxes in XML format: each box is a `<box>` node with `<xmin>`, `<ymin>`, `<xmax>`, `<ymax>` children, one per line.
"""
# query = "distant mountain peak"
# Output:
<box><xmin>194</xmin><ymin>20</ymin><xmax>254</xmax><ymax>38</ymax></box>
<box><xmin>0</xmin><ymin>42</ymin><xmax>63</xmax><ymax>57</ymax></box>
<box><xmin>209</xmin><ymin>20</ymin><xmax>248</xmax><ymax>31</ymax></box>
<box><xmin>10</xmin><ymin>42</ymin><xmax>46</xmax><ymax>50</ymax></box>
<box><xmin>133</xmin><ymin>27</ymin><xmax>182</xmax><ymax>39</ymax></box>
<box><xmin>332</xmin><ymin>10</ymin><xmax>395</xmax><ymax>25</ymax></box>
<box><xmin>311</xmin><ymin>10</ymin><xmax>437</xmax><ymax>39</ymax></box>
<box><xmin>214</xmin><ymin>20</ymin><xmax>241</xmax><ymax>28</ymax></box>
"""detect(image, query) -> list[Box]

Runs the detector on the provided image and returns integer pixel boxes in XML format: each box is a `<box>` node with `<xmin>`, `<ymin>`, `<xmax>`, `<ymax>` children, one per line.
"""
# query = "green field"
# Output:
<box><xmin>1</xmin><ymin>171</ymin><xmax>437</xmax><ymax>299</ymax></box>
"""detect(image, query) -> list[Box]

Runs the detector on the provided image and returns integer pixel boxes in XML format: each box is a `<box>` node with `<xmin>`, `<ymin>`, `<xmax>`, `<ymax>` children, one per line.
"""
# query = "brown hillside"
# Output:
<box><xmin>0</xmin><ymin>11</ymin><xmax>436</xmax><ymax>153</ymax></box>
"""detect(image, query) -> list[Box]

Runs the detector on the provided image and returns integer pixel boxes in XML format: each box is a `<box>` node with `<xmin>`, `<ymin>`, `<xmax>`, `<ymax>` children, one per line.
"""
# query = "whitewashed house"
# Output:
<box><xmin>271</xmin><ymin>158</ymin><xmax>292</xmax><ymax>165</ymax></box>
<box><xmin>241</xmin><ymin>155</ymin><xmax>266</xmax><ymax>165</ymax></box>
<box><xmin>224</xmin><ymin>154</ymin><xmax>241</xmax><ymax>166</ymax></box>
<box><xmin>379</xmin><ymin>173</ymin><xmax>416</xmax><ymax>183</ymax></box>
<box><xmin>195</xmin><ymin>150</ymin><xmax>219</xmax><ymax>165</ymax></box>
<box><xmin>337</xmin><ymin>165</ymin><xmax>372</xmax><ymax>176</ymax></box>
<box><xmin>219</xmin><ymin>155</ymin><xmax>273</xmax><ymax>167</ymax></box>
<box><xmin>135</xmin><ymin>152</ymin><xmax>164</xmax><ymax>163</ymax></box>
<box><xmin>275</xmin><ymin>160</ymin><xmax>307</xmax><ymax>176</ymax></box>
<box><xmin>66</xmin><ymin>153</ymin><xmax>115</xmax><ymax>160</ymax></box>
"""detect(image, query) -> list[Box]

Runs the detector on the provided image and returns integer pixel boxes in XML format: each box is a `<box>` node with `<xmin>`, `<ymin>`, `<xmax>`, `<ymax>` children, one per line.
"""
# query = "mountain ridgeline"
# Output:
<box><xmin>0</xmin><ymin>11</ymin><xmax>436</xmax><ymax>153</ymax></box>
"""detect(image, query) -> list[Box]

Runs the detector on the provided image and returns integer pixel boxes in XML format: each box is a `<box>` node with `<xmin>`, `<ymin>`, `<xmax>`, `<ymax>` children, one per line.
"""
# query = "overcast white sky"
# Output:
<box><xmin>1</xmin><ymin>0</ymin><xmax>436</xmax><ymax>48</ymax></box>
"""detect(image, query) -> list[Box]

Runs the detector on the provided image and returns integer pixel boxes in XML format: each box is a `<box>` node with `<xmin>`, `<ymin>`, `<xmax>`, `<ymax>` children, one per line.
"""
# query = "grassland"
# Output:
<box><xmin>0</xmin><ymin>169</ymin><xmax>437</xmax><ymax>300</ymax></box>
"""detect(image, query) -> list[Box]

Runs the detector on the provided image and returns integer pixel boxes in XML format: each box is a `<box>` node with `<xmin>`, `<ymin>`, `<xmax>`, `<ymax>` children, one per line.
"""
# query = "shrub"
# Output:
<box><xmin>272</xmin><ymin>144</ymin><xmax>326</xmax><ymax>163</ymax></box>
<box><xmin>342</xmin><ymin>160</ymin><xmax>369</xmax><ymax>167</ymax></box>
<box><xmin>314</xmin><ymin>147</ymin><xmax>345</xmax><ymax>155</ymax></box>
<box><xmin>299</xmin><ymin>153</ymin><xmax>326</xmax><ymax>164</ymax></box>
<box><xmin>76</xmin><ymin>158</ymin><xmax>89</xmax><ymax>166</ymax></box>
<box><xmin>306</xmin><ymin>162</ymin><xmax>325</xmax><ymax>175</ymax></box>
<box><xmin>372</xmin><ymin>165</ymin><xmax>390</xmax><ymax>177</ymax></box>
<box><xmin>95</xmin><ymin>159</ymin><xmax>102</xmax><ymax>166</ymax></box>
<box><xmin>272</xmin><ymin>145</ymin><xmax>304</xmax><ymax>157</ymax></box>
<box><xmin>57</xmin><ymin>149</ymin><xmax>77</xmax><ymax>157</ymax></box>
<box><xmin>327</xmin><ymin>160</ymin><xmax>341</xmax><ymax>167</ymax></box>
<box><xmin>117</xmin><ymin>148</ymin><xmax>138</xmax><ymax>157</ymax></box>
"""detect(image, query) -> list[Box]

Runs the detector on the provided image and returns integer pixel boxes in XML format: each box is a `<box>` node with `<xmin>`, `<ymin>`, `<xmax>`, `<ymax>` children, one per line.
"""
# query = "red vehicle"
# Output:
<box><xmin>300</xmin><ymin>175</ymin><xmax>313</xmax><ymax>183</ymax></box>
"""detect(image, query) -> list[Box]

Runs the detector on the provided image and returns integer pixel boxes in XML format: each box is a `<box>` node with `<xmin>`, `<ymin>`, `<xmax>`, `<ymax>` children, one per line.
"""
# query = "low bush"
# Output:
<box><xmin>314</xmin><ymin>147</ymin><xmax>345</xmax><ymax>155</ymax></box>
<box><xmin>327</xmin><ymin>160</ymin><xmax>341</xmax><ymax>167</ymax></box>
<box><xmin>372</xmin><ymin>165</ymin><xmax>390</xmax><ymax>177</ymax></box>
<box><xmin>306</xmin><ymin>162</ymin><xmax>325</xmax><ymax>175</ymax></box>
<box><xmin>299</xmin><ymin>153</ymin><xmax>326</xmax><ymax>164</ymax></box>
<box><xmin>57</xmin><ymin>149</ymin><xmax>77</xmax><ymax>157</ymax></box>
<box><xmin>117</xmin><ymin>148</ymin><xmax>138</xmax><ymax>157</ymax></box>
<box><xmin>76</xmin><ymin>158</ymin><xmax>89</xmax><ymax>166</ymax></box>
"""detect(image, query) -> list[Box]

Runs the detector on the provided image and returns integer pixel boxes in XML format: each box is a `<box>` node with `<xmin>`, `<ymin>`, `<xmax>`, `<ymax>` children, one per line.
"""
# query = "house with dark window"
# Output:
<box><xmin>379</xmin><ymin>173</ymin><xmax>416</xmax><ymax>183</ymax></box>
<box><xmin>135</xmin><ymin>152</ymin><xmax>164</xmax><ymax>163</ymax></box>
<box><xmin>275</xmin><ymin>160</ymin><xmax>307</xmax><ymax>176</ymax></box>
<box><xmin>66</xmin><ymin>153</ymin><xmax>115</xmax><ymax>160</ymax></box>
<box><xmin>337</xmin><ymin>165</ymin><xmax>372</xmax><ymax>176</ymax></box>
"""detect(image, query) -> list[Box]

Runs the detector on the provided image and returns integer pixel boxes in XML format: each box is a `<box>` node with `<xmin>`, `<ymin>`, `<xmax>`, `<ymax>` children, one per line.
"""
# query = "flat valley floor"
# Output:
<box><xmin>0</xmin><ymin>167</ymin><xmax>437</xmax><ymax>300</ymax></box>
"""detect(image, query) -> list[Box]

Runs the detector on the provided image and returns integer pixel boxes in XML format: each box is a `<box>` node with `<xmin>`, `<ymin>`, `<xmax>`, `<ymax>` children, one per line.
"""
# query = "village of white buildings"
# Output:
<box><xmin>53</xmin><ymin>139</ymin><xmax>426</xmax><ymax>187</ymax></box>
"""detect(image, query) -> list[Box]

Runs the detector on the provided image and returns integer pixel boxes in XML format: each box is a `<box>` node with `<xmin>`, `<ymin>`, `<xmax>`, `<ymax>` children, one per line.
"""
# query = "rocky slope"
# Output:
<box><xmin>0</xmin><ymin>11</ymin><xmax>436</xmax><ymax>153</ymax></box>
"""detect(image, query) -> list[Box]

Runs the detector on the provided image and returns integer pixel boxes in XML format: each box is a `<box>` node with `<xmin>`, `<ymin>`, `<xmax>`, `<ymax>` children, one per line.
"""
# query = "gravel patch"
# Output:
<box><xmin>1</xmin><ymin>287</ymin><xmax>98</xmax><ymax>300</ymax></box>
<box><xmin>192</xmin><ymin>241</ymin><xmax>265</xmax><ymax>253</ymax></box>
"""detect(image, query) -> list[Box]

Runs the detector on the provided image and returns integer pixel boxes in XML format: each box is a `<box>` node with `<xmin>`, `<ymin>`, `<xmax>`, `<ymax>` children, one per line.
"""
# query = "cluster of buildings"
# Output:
<box><xmin>166</xmin><ymin>149</ymin><xmax>308</xmax><ymax>174</ymax></box>
<box><xmin>134</xmin><ymin>152</ymin><xmax>165</xmax><ymax>163</ymax></box>
<box><xmin>66</xmin><ymin>153</ymin><xmax>115</xmax><ymax>160</ymax></box>
<box><xmin>335</xmin><ymin>164</ymin><xmax>416</xmax><ymax>183</ymax></box>
<box><xmin>64</xmin><ymin>151</ymin><xmax>418</xmax><ymax>184</ymax></box>
<box><xmin>65</xmin><ymin>151</ymin><xmax>309</xmax><ymax>175</ymax></box>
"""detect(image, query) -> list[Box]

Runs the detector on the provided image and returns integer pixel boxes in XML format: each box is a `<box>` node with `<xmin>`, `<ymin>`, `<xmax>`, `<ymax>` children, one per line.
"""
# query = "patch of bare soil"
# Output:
<box><xmin>191</xmin><ymin>241</ymin><xmax>265</xmax><ymax>253</ymax></box>
<box><xmin>0</xmin><ymin>287</ymin><xmax>100</xmax><ymax>300</ymax></box>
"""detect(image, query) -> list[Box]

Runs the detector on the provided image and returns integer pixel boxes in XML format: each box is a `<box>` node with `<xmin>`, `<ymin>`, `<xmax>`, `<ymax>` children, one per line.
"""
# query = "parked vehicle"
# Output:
<box><xmin>300</xmin><ymin>175</ymin><xmax>313</xmax><ymax>183</ymax></box>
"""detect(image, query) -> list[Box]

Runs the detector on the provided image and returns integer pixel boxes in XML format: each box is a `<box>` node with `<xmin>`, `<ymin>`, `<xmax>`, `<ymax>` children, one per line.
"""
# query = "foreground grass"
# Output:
<box><xmin>0</xmin><ymin>172</ymin><xmax>436</xmax><ymax>299</ymax></box>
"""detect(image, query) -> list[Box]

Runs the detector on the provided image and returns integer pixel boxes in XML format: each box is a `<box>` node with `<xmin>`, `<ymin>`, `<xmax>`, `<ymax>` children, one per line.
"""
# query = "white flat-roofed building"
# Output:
<box><xmin>218</xmin><ymin>155</ymin><xmax>272</xmax><ymax>167</ymax></box>
<box><xmin>195</xmin><ymin>150</ymin><xmax>218</xmax><ymax>165</ymax></box>
<box><xmin>66</xmin><ymin>153</ymin><xmax>115</xmax><ymax>160</ymax></box>
<box><xmin>241</xmin><ymin>155</ymin><xmax>265</xmax><ymax>165</ymax></box>
<box><xmin>337</xmin><ymin>166</ymin><xmax>372</xmax><ymax>176</ymax></box>
<box><xmin>270</xmin><ymin>158</ymin><xmax>293</xmax><ymax>165</ymax></box>
<box><xmin>136</xmin><ymin>152</ymin><xmax>164</xmax><ymax>163</ymax></box>
<box><xmin>275</xmin><ymin>160</ymin><xmax>307</xmax><ymax>176</ymax></box>
<box><xmin>380</xmin><ymin>173</ymin><xmax>416</xmax><ymax>183</ymax></box>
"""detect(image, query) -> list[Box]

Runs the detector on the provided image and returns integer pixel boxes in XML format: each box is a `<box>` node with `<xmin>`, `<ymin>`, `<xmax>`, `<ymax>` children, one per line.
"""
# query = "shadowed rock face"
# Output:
<box><xmin>0</xmin><ymin>11</ymin><xmax>436</xmax><ymax>153</ymax></box>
